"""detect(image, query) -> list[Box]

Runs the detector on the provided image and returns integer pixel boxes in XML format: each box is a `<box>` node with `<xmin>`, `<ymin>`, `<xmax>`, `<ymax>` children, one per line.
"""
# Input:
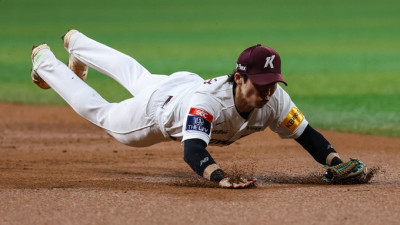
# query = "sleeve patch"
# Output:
<box><xmin>189</xmin><ymin>108</ymin><xmax>213</xmax><ymax>123</ymax></box>
<box><xmin>186</xmin><ymin>115</ymin><xmax>212</xmax><ymax>135</ymax></box>
<box><xmin>282</xmin><ymin>107</ymin><xmax>304</xmax><ymax>132</ymax></box>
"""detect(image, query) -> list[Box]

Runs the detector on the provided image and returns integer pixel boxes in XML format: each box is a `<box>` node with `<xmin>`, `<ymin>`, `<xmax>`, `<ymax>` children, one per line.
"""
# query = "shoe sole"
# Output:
<box><xmin>62</xmin><ymin>29</ymin><xmax>88</xmax><ymax>81</ymax></box>
<box><xmin>62</xmin><ymin>29</ymin><xmax>79</xmax><ymax>50</ymax></box>
<box><xmin>31</xmin><ymin>43</ymin><xmax>50</xmax><ymax>63</ymax></box>
<box><xmin>31</xmin><ymin>44</ymin><xmax>51</xmax><ymax>89</ymax></box>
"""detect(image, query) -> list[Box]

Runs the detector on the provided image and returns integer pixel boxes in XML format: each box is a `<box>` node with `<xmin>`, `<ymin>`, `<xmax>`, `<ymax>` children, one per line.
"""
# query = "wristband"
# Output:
<box><xmin>210</xmin><ymin>169</ymin><xmax>224</xmax><ymax>182</ymax></box>
<box><xmin>203</xmin><ymin>164</ymin><xmax>221</xmax><ymax>180</ymax></box>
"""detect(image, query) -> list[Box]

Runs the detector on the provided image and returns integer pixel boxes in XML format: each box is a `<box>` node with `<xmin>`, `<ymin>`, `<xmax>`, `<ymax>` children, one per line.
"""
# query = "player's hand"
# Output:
<box><xmin>218</xmin><ymin>177</ymin><xmax>257</xmax><ymax>189</ymax></box>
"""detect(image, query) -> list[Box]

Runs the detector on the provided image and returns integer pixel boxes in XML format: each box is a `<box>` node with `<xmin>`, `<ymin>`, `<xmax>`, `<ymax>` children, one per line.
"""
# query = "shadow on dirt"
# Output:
<box><xmin>170</xmin><ymin>166</ymin><xmax>382</xmax><ymax>188</ymax></box>
<box><xmin>257</xmin><ymin>166</ymin><xmax>381</xmax><ymax>185</ymax></box>
<box><xmin>256</xmin><ymin>172</ymin><xmax>326</xmax><ymax>185</ymax></box>
<box><xmin>0</xmin><ymin>166</ymin><xmax>382</xmax><ymax>190</ymax></box>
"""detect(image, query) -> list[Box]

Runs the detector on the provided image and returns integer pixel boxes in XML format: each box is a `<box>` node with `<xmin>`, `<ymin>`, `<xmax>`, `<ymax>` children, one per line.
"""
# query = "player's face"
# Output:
<box><xmin>235</xmin><ymin>74</ymin><xmax>277</xmax><ymax>109</ymax></box>
<box><xmin>253</xmin><ymin>82</ymin><xmax>277</xmax><ymax>107</ymax></box>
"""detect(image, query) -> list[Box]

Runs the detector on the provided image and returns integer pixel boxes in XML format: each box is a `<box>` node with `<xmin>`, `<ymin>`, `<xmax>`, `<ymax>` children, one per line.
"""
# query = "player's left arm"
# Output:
<box><xmin>271</xmin><ymin>86</ymin><xmax>368</xmax><ymax>182</ymax></box>
<box><xmin>295</xmin><ymin>124</ymin><xmax>343</xmax><ymax>166</ymax></box>
<box><xmin>270</xmin><ymin>85</ymin><xmax>343</xmax><ymax>166</ymax></box>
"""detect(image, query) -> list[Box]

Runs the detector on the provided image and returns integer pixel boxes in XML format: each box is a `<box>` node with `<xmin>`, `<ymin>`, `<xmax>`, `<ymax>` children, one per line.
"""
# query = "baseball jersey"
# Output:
<box><xmin>150</xmin><ymin>72</ymin><xmax>308</xmax><ymax>146</ymax></box>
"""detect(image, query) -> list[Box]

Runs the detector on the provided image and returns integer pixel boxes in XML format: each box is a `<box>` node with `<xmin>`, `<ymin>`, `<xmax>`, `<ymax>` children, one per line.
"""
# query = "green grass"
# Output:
<box><xmin>293</xmin><ymin>94</ymin><xmax>400</xmax><ymax>137</ymax></box>
<box><xmin>1</xmin><ymin>0</ymin><xmax>399</xmax><ymax>137</ymax></box>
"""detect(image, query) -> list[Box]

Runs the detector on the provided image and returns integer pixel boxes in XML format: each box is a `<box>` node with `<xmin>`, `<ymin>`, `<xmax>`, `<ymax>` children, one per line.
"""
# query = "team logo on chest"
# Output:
<box><xmin>185</xmin><ymin>108</ymin><xmax>213</xmax><ymax>135</ymax></box>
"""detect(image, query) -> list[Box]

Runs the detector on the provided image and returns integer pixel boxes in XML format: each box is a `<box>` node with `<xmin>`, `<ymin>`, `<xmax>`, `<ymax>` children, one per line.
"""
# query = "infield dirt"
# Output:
<box><xmin>0</xmin><ymin>103</ymin><xmax>399</xmax><ymax>225</ymax></box>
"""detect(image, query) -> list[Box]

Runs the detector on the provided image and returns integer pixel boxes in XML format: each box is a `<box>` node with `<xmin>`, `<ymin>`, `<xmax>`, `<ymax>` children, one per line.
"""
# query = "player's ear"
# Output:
<box><xmin>234</xmin><ymin>72</ymin><xmax>242</xmax><ymax>85</ymax></box>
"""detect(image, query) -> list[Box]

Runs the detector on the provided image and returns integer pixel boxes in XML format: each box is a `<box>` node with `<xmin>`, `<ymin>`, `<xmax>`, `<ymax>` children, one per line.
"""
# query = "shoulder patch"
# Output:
<box><xmin>189</xmin><ymin>108</ymin><xmax>213</xmax><ymax>123</ymax></box>
<box><xmin>282</xmin><ymin>107</ymin><xmax>304</xmax><ymax>132</ymax></box>
<box><xmin>185</xmin><ymin>108</ymin><xmax>213</xmax><ymax>135</ymax></box>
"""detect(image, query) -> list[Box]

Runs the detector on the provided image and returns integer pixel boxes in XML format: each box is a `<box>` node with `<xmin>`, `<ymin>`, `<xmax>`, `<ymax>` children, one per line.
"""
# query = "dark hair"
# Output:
<box><xmin>226</xmin><ymin>69</ymin><xmax>248</xmax><ymax>84</ymax></box>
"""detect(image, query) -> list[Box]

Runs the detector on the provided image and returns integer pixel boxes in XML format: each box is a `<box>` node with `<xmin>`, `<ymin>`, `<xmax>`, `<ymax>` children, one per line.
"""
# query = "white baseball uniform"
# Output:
<box><xmin>32</xmin><ymin>31</ymin><xmax>308</xmax><ymax>148</ymax></box>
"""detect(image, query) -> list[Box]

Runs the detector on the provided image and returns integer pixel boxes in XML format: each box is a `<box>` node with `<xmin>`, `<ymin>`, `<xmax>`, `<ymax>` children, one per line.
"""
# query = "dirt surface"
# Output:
<box><xmin>1</xmin><ymin>103</ymin><xmax>399</xmax><ymax>225</ymax></box>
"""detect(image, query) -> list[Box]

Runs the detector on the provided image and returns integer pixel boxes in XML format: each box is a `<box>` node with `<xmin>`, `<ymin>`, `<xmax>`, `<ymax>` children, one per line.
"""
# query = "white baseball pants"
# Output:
<box><xmin>32</xmin><ymin>32</ymin><xmax>170</xmax><ymax>147</ymax></box>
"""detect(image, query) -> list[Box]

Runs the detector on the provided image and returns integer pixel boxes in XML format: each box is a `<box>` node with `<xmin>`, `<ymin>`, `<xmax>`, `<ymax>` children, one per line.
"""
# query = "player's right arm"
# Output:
<box><xmin>183</xmin><ymin>138</ymin><xmax>256</xmax><ymax>188</ymax></box>
<box><xmin>181</xmin><ymin>94</ymin><xmax>255</xmax><ymax>188</ymax></box>
<box><xmin>183</xmin><ymin>138</ymin><xmax>224</xmax><ymax>182</ymax></box>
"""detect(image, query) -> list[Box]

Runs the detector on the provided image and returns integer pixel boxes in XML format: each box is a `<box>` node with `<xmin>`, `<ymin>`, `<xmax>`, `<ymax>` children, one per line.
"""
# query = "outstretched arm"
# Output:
<box><xmin>295</xmin><ymin>124</ymin><xmax>343</xmax><ymax>166</ymax></box>
<box><xmin>183</xmin><ymin>138</ymin><xmax>224</xmax><ymax>182</ymax></box>
<box><xmin>183</xmin><ymin>138</ymin><xmax>256</xmax><ymax>188</ymax></box>
<box><xmin>295</xmin><ymin>124</ymin><xmax>370</xmax><ymax>183</ymax></box>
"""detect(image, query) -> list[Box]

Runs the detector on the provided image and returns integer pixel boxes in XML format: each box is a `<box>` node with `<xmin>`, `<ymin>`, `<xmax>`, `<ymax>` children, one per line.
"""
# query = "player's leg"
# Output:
<box><xmin>31</xmin><ymin>44</ymin><xmax>166</xmax><ymax>147</ymax></box>
<box><xmin>62</xmin><ymin>30</ymin><xmax>168</xmax><ymax>96</ymax></box>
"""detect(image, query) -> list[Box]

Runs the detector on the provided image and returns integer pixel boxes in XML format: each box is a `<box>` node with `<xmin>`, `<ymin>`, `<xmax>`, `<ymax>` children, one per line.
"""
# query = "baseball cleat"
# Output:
<box><xmin>323</xmin><ymin>158</ymin><xmax>368</xmax><ymax>183</ymax></box>
<box><xmin>61</xmin><ymin>29</ymin><xmax>88</xmax><ymax>81</ymax></box>
<box><xmin>31</xmin><ymin>43</ymin><xmax>51</xmax><ymax>89</ymax></box>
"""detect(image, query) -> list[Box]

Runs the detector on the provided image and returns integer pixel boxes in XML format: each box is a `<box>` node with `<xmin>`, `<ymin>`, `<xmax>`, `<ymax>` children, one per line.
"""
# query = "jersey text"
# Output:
<box><xmin>282</xmin><ymin>107</ymin><xmax>304</xmax><ymax>132</ymax></box>
<box><xmin>186</xmin><ymin>115</ymin><xmax>211</xmax><ymax>135</ymax></box>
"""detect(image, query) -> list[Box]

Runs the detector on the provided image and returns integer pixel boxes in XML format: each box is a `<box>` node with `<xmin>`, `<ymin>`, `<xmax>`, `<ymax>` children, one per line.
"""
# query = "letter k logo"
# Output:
<box><xmin>264</xmin><ymin>55</ymin><xmax>275</xmax><ymax>68</ymax></box>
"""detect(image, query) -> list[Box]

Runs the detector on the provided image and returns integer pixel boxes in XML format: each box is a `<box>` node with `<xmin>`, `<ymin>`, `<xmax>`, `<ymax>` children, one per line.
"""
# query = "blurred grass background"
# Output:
<box><xmin>1</xmin><ymin>0</ymin><xmax>399</xmax><ymax>137</ymax></box>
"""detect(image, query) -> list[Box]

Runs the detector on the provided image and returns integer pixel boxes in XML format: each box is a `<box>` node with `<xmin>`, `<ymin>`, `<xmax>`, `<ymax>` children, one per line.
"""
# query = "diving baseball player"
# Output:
<box><xmin>30</xmin><ymin>30</ymin><xmax>368</xmax><ymax>188</ymax></box>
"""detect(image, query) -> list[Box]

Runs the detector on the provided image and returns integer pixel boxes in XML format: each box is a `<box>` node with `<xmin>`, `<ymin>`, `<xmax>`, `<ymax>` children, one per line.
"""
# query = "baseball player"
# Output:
<box><xmin>30</xmin><ymin>30</ymin><xmax>368</xmax><ymax>188</ymax></box>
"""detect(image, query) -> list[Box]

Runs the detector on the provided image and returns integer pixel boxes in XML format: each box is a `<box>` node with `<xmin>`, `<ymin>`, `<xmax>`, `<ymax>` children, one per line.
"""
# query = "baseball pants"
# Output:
<box><xmin>32</xmin><ymin>31</ymin><xmax>169</xmax><ymax>147</ymax></box>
